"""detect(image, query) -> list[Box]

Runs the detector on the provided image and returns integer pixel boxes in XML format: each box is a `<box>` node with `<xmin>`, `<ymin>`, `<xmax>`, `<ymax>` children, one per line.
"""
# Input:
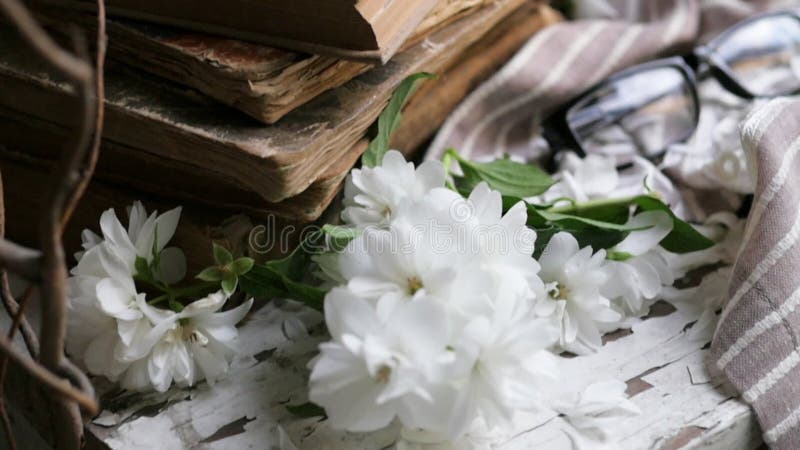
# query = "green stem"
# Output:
<box><xmin>148</xmin><ymin>281</ymin><xmax>219</xmax><ymax>305</ymax></box>
<box><xmin>441</xmin><ymin>148</ymin><xmax>457</xmax><ymax>191</ymax></box>
<box><xmin>134</xmin><ymin>275</ymin><xmax>173</xmax><ymax>295</ymax></box>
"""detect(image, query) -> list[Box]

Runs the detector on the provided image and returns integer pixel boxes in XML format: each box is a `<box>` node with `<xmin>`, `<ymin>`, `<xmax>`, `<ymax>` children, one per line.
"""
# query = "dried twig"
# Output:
<box><xmin>0</xmin><ymin>284</ymin><xmax>33</xmax><ymax>450</ymax></box>
<box><xmin>0</xmin><ymin>239</ymin><xmax>41</xmax><ymax>283</ymax></box>
<box><xmin>0</xmin><ymin>330</ymin><xmax>97</xmax><ymax>413</ymax></box>
<box><xmin>0</xmin><ymin>171</ymin><xmax>39</xmax><ymax>358</ymax></box>
<box><xmin>61</xmin><ymin>0</ymin><xmax>106</xmax><ymax>229</ymax></box>
<box><xmin>0</xmin><ymin>394</ymin><xmax>15</xmax><ymax>450</ymax></box>
<box><xmin>0</xmin><ymin>275</ymin><xmax>37</xmax><ymax>357</ymax></box>
<box><xmin>0</xmin><ymin>0</ymin><xmax>91</xmax><ymax>82</ymax></box>
<box><xmin>0</xmin><ymin>0</ymin><xmax>107</xmax><ymax>448</ymax></box>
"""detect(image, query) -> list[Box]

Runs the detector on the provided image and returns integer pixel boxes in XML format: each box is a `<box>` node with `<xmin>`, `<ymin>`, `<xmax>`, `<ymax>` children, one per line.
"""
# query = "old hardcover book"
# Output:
<box><xmin>0</xmin><ymin>3</ymin><xmax>557</xmax><ymax>229</ymax></box>
<box><xmin>0</xmin><ymin>0</ymin><xmax>528</xmax><ymax>216</ymax></box>
<box><xmin>34</xmin><ymin>0</ymin><xmax>438</xmax><ymax>63</ymax></box>
<box><xmin>39</xmin><ymin>0</ymin><xmax>497</xmax><ymax>124</ymax></box>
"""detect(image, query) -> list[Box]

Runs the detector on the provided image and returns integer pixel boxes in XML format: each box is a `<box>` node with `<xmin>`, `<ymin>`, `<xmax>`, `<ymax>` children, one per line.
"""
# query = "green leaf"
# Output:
<box><xmin>535</xmin><ymin>210</ymin><xmax>650</xmax><ymax>232</ymax></box>
<box><xmin>240</xmin><ymin>265</ymin><xmax>325</xmax><ymax>311</ymax></box>
<box><xmin>231</xmin><ymin>257</ymin><xmax>255</xmax><ymax>276</ymax></box>
<box><xmin>538</xmin><ymin>194</ymin><xmax>715</xmax><ymax>254</ymax></box>
<box><xmin>221</xmin><ymin>274</ymin><xmax>238</xmax><ymax>295</ymax></box>
<box><xmin>238</xmin><ymin>265</ymin><xmax>286</xmax><ymax>298</ymax></box>
<box><xmin>151</xmin><ymin>225</ymin><xmax>161</xmax><ymax>273</ymax></box>
<box><xmin>168</xmin><ymin>299</ymin><xmax>184</xmax><ymax>313</ymax></box>
<box><xmin>134</xmin><ymin>256</ymin><xmax>151</xmax><ymax>279</ymax></box>
<box><xmin>286</xmin><ymin>402</ymin><xmax>327</xmax><ymax>419</ymax></box>
<box><xmin>453</xmin><ymin>161</ymin><xmax>487</xmax><ymax>197</ymax></box>
<box><xmin>321</xmin><ymin>224</ymin><xmax>360</xmax><ymax>252</ymax></box>
<box><xmin>212</xmin><ymin>243</ymin><xmax>233</xmax><ymax>265</ymax></box>
<box><xmin>238</xmin><ymin>230</ymin><xmax>328</xmax><ymax>311</ymax></box>
<box><xmin>448</xmin><ymin>150</ymin><xmax>554</xmax><ymax>198</ymax></box>
<box><xmin>631</xmin><ymin>196</ymin><xmax>715</xmax><ymax>253</ymax></box>
<box><xmin>361</xmin><ymin>72</ymin><xmax>435</xmax><ymax>168</ymax></box>
<box><xmin>196</xmin><ymin>266</ymin><xmax>225</xmax><ymax>282</ymax></box>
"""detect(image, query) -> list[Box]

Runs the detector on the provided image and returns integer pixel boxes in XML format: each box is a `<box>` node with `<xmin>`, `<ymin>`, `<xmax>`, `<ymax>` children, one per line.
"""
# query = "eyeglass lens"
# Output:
<box><xmin>711</xmin><ymin>14</ymin><xmax>800</xmax><ymax>96</ymax></box>
<box><xmin>565</xmin><ymin>66</ymin><xmax>697</xmax><ymax>163</ymax></box>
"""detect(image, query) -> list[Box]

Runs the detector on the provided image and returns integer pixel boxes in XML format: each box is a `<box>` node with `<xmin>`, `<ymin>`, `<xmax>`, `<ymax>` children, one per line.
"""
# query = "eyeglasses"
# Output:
<box><xmin>543</xmin><ymin>11</ymin><xmax>800</xmax><ymax>164</ymax></box>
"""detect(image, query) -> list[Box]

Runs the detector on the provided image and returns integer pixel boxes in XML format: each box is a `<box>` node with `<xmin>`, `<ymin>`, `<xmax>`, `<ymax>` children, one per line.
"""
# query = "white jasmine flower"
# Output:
<box><xmin>336</xmin><ymin>221</ymin><xmax>463</xmax><ymax>319</ymax></box>
<box><xmin>603</xmin><ymin>251</ymin><xmax>674</xmax><ymax>318</ymax></box>
<box><xmin>443</xmin><ymin>283</ymin><xmax>558</xmax><ymax>436</ymax></box>
<box><xmin>462</xmin><ymin>183</ymin><xmax>544</xmax><ymax>299</ymax></box>
<box><xmin>66</xmin><ymin>272</ymin><xmax>131</xmax><ymax>381</ymax></box>
<box><xmin>119</xmin><ymin>291</ymin><xmax>253</xmax><ymax>392</ymax></box>
<box><xmin>67</xmin><ymin>245</ymin><xmax>154</xmax><ymax>381</ymax></box>
<box><xmin>72</xmin><ymin>201</ymin><xmax>185</xmax><ymax>284</ymax></box>
<box><xmin>308</xmin><ymin>288</ymin><xmax>453</xmax><ymax>433</ymax></box>
<box><xmin>537</xmin><ymin>153</ymin><xmax>619</xmax><ymax>203</ymax></box>
<box><xmin>602</xmin><ymin>211</ymin><xmax>675</xmax><ymax>316</ymax></box>
<box><xmin>342</xmin><ymin>150</ymin><xmax>446</xmax><ymax>228</ymax></box>
<box><xmin>535</xmin><ymin>232</ymin><xmax>620</xmax><ymax>355</ymax></box>
<box><xmin>67</xmin><ymin>202</ymin><xmax>187</xmax><ymax>381</ymax></box>
<box><xmin>535</xmin><ymin>153</ymin><xmax>688</xmax><ymax>219</ymax></box>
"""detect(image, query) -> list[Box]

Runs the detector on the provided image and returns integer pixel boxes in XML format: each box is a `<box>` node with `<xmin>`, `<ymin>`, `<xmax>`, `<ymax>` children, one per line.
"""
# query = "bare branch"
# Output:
<box><xmin>62</xmin><ymin>0</ymin><xmax>106</xmax><ymax>228</ymax></box>
<box><xmin>0</xmin><ymin>394</ymin><xmax>15</xmax><ymax>450</ymax></box>
<box><xmin>58</xmin><ymin>359</ymin><xmax>97</xmax><ymax>403</ymax></box>
<box><xmin>0</xmin><ymin>171</ymin><xmax>39</xmax><ymax>358</ymax></box>
<box><xmin>0</xmin><ymin>239</ymin><xmax>41</xmax><ymax>283</ymax></box>
<box><xmin>0</xmin><ymin>282</ymin><xmax>37</xmax><ymax>357</ymax></box>
<box><xmin>0</xmin><ymin>284</ymin><xmax>34</xmax><ymax>450</ymax></box>
<box><xmin>0</xmin><ymin>332</ymin><xmax>98</xmax><ymax>414</ymax></box>
<box><xmin>0</xmin><ymin>0</ymin><xmax>91</xmax><ymax>83</ymax></box>
<box><xmin>0</xmin><ymin>0</ymin><xmax>107</xmax><ymax>447</ymax></box>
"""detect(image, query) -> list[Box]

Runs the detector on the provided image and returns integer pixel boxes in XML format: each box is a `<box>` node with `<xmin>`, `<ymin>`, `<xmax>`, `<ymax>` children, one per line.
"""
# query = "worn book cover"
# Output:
<box><xmin>34</xmin><ymin>0</ymin><xmax>438</xmax><ymax>62</ymax></box>
<box><xmin>39</xmin><ymin>0</ymin><xmax>498</xmax><ymax>124</ymax></box>
<box><xmin>0</xmin><ymin>2</ymin><xmax>557</xmax><ymax>222</ymax></box>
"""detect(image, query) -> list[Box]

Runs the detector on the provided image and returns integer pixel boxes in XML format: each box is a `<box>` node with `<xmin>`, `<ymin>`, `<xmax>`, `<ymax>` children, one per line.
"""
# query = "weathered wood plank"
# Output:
<box><xmin>72</xmin><ymin>293</ymin><xmax>758</xmax><ymax>450</ymax></box>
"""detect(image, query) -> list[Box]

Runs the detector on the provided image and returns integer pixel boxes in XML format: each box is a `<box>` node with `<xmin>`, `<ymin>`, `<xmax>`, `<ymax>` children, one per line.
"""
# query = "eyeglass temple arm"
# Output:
<box><xmin>687</xmin><ymin>46</ymin><xmax>714</xmax><ymax>79</ymax></box>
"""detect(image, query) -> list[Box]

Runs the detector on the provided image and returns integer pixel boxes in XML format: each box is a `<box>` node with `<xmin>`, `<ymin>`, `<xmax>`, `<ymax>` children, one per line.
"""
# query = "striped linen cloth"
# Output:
<box><xmin>424</xmin><ymin>0</ymin><xmax>800</xmax><ymax>447</ymax></box>
<box><xmin>711</xmin><ymin>98</ymin><xmax>800</xmax><ymax>449</ymax></box>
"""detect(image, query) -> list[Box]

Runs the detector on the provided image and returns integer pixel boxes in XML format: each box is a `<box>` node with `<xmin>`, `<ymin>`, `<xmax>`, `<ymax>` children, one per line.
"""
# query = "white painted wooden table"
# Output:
<box><xmin>77</xmin><ymin>295</ymin><xmax>761</xmax><ymax>450</ymax></box>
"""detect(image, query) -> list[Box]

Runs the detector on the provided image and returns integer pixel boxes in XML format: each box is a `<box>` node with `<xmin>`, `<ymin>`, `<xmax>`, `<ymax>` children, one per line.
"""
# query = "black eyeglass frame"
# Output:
<box><xmin>542</xmin><ymin>10</ymin><xmax>800</xmax><ymax>162</ymax></box>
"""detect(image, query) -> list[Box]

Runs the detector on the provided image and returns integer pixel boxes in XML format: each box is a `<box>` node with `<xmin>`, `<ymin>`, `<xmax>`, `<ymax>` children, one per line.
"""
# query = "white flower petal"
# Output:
<box><xmin>324</xmin><ymin>288</ymin><xmax>379</xmax><ymax>341</ymax></box>
<box><xmin>126</xmin><ymin>201</ymin><xmax>148</xmax><ymax>240</ymax></box>
<box><xmin>153</xmin><ymin>207</ymin><xmax>182</xmax><ymax>253</ymax></box>
<box><xmin>415</xmin><ymin>159</ymin><xmax>446</xmax><ymax>191</ymax></box>
<box><xmin>614</xmin><ymin>211</ymin><xmax>673</xmax><ymax>256</ymax></box>
<box><xmin>99</xmin><ymin>209</ymin><xmax>136</xmax><ymax>263</ymax></box>
<box><xmin>96</xmin><ymin>278</ymin><xmax>139</xmax><ymax>321</ymax></box>
<box><xmin>539</xmin><ymin>232</ymin><xmax>580</xmax><ymax>278</ymax></box>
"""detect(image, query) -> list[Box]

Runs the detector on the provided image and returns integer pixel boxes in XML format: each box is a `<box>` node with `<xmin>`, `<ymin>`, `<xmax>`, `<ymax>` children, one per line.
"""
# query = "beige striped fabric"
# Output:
<box><xmin>710</xmin><ymin>98</ymin><xmax>800</xmax><ymax>450</ymax></box>
<box><xmin>424</xmin><ymin>0</ymin><xmax>800</xmax><ymax>447</ymax></box>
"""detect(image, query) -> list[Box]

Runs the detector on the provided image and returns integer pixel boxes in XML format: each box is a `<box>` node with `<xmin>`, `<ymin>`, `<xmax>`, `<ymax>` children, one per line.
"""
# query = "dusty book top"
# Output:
<box><xmin>34</xmin><ymin>0</ymin><xmax>438</xmax><ymax>62</ymax></box>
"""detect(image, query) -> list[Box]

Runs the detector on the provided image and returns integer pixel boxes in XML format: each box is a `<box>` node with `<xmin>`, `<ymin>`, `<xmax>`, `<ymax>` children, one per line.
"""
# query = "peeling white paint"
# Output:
<box><xmin>77</xmin><ymin>295</ymin><xmax>757</xmax><ymax>450</ymax></box>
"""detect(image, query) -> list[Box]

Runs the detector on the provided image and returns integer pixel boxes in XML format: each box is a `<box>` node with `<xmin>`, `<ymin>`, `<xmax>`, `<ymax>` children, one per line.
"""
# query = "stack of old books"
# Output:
<box><xmin>0</xmin><ymin>0</ymin><xmax>559</xmax><ymax>270</ymax></box>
